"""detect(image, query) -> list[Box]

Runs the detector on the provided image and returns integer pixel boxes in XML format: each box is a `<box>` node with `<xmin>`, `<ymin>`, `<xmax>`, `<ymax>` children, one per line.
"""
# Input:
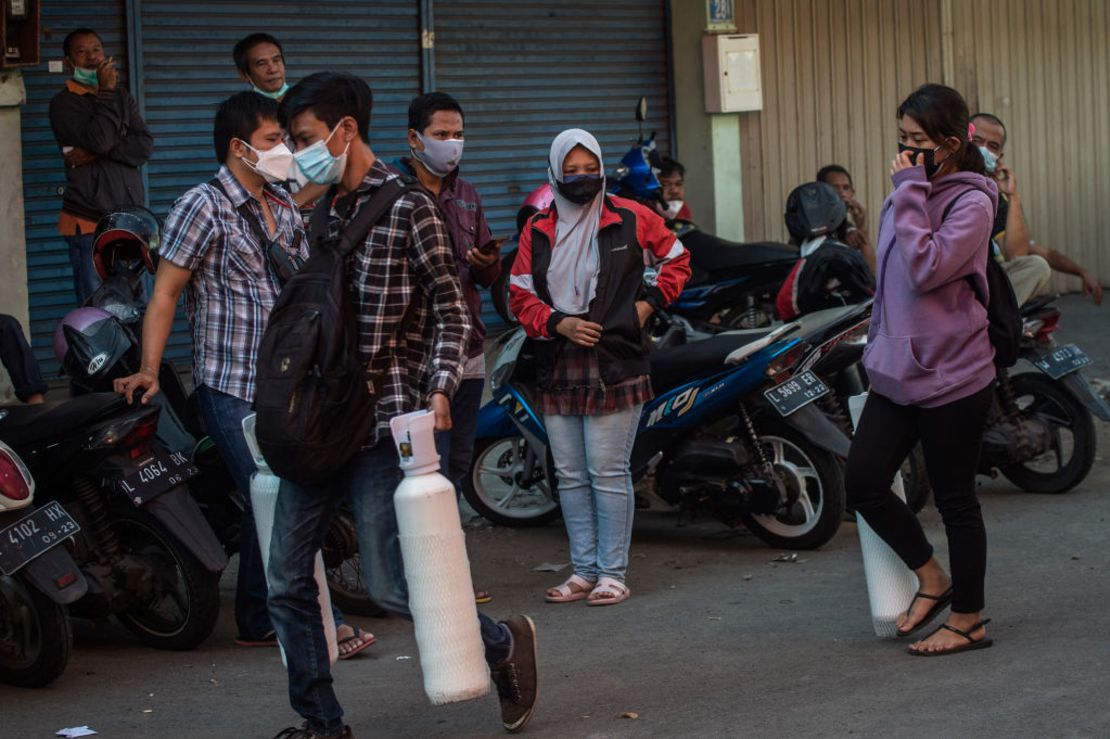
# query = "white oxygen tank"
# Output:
<box><xmin>390</xmin><ymin>410</ymin><xmax>489</xmax><ymax>705</ymax></box>
<box><xmin>848</xmin><ymin>394</ymin><xmax>920</xmax><ymax>638</ymax></box>
<box><xmin>241</xmin><ymin>414</ymin><xmax>338</xmax><ymax>665</ymax></box>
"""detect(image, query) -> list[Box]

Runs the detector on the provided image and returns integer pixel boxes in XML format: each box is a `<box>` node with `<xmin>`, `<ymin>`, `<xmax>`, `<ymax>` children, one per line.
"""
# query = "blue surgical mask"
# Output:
<box><xmin>252</xmin><ymin>81</ymin><xmax>290</xmax><ymax>100</ymax></box>
<box><xmin>73</xmin><ymin>66</ymin><xmax>99</xmax><ymax>87</ymax></box>
<box><xmin>978</xmin><ymin>145</ymin><xmax>998</xmax><ymax>174</ymax></box>
<box><xmin>292</xmin><ymin>125</ymin><xmax>350</xmax><ymax>186</ymax></box>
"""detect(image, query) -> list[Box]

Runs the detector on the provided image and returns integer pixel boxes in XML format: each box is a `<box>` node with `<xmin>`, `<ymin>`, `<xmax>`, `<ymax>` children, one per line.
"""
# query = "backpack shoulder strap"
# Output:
<box><xmin>307</xmin><ymin>188</ymin><xmax>335</xmax><ymax>252</ymax></box>
<box><xmin>941</xmin><ymin>188</ymin><xmax>992</xmax><ymax>307</ymax></box>
<box><xmin>334</xmin><ymin>176</ymin><xmax>422</xmax><ymax>258</ymax></box>
<box><xmin>208</xmin><ymin>177</ymin><xmax>271</xmax><ymax>245</ymax></box>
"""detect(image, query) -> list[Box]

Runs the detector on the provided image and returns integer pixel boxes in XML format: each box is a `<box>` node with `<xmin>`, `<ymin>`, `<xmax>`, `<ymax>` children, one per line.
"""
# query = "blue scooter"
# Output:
<box><xmin>463</xmin><ymin>305</ymin><xmax>868</xmax><ymax>550</ymax></box>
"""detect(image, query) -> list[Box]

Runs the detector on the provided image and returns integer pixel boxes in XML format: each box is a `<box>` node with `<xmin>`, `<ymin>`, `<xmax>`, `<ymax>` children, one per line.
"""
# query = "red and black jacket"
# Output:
<box><xmin>509</xmin><ymin>194</ymin><xmax>691</xmax><ymax>387</ymax></box>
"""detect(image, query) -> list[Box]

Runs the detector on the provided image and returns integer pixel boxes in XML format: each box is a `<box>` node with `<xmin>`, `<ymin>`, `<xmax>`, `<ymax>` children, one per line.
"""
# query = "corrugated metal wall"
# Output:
<box><xmin>950</xmin><ymin>0</ymin><xmax>1110</xmax><ymax>291</ymax></box>
<box><xmin>133</xmin><ymin>0</ymin><xmax>423</xmax><ymax>363</ymax></box>
<box><xmin>19</xmin><ymin>1</ymin><xmax>127</xmax><ymax>366</ymax></box>
<box><xmin>434</xmin><ymin>0</ymin><xmax>673</xmax><ymax>238</ymax></box>
<box><xmin>733</xmin><ymin>0</ymin><xmax>943</xmax><ymax>244</ymax></box>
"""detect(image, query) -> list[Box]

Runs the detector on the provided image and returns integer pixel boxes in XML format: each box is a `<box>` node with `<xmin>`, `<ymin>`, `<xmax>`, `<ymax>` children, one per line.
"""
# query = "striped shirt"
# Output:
<box><xmin>324</xmin><ymin>161</ymin><xmax>471</xmax><ymax>445</ymax></box>
<box><xmin>160</xmin><ymin>166</ymin><xmax>307</xmax><ymax>402</ymax></box>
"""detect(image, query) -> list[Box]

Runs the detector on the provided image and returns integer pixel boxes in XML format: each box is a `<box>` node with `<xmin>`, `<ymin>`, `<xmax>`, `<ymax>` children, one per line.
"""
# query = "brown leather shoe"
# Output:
<box><xmin>490</xmin><ymin>615</ymin><xmax>538</xmax><ymax>733</ymax></box>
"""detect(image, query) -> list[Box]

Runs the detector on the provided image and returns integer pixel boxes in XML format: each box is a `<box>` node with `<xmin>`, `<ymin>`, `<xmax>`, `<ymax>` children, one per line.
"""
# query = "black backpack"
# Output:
<box><xmin>943</xmin><ymin>190</ymin><xmax>1022</xmax><ymax>367</ymax></box>
<box><xmin>254</xmin><ymin>176</ymin><xmax>420</xmax><ymax>486</ymax></box>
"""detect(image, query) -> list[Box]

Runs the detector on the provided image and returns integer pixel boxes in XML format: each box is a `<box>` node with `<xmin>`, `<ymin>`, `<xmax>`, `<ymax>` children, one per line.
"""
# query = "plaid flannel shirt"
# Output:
<box><xmin>325</xmin><ymin>161</ymin><xmax>471</xmax><ymax>446</ymax></box>
<box><xmin>160</xmin><ymin>166</ymin><xmax>306</xmax><ymax>402</ymax></box>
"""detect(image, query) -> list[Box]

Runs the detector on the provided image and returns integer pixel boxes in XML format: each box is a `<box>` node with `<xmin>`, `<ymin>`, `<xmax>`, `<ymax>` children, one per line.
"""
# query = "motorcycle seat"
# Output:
<box><xmin>683</xmin><ymin>231</ymin><xmax>799</xmax><ymax>276</ymax></box>
<box><xmin>794</xmin><ymin>303</ymin><xmax>870</xmax><ymax>340</ymax></box>
<box><xmin>0</xmin><ymin>392</ymin><xmax>128</xmax><ymax>449</ymax></box>
<box><xmin>650</xmin><ymin>328</ymin><xmax>776</xmax><ymax>394</ymax></box>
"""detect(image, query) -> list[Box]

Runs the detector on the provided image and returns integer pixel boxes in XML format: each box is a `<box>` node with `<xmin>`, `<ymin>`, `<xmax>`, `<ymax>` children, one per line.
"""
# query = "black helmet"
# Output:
<box><xmin>784</xmin><ymin>182</ymin><xmax>847</xmax><ymax>242</ymax></box>
<box><xmin>93</xmin><ymin>206</ymin><xmax>161</xmax><ymax>280</ymax></box>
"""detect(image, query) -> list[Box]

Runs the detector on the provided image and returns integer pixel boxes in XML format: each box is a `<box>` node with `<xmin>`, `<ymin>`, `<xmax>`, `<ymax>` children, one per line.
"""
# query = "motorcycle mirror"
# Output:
<box><xmin>635</xmin><ymin>97</ymin><xmax>649</xmax><ymax>122</ymax></box>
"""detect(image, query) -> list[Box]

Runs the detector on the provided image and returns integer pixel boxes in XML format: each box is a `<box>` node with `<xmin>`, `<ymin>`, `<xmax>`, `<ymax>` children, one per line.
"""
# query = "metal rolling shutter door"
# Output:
<box><xmin>20</xmin><ymin>1</ymin><xmax>128</xmax><ymax>369</ymax></box>
<box><xmin>134</xmin><ymin>0</ymin><xmax>424</xmax><ymax>364</ymax></box>
<box><xmin>435</xmin><ymin>1</ymin><xmax>673</xmax><ymax>334</ymax></box>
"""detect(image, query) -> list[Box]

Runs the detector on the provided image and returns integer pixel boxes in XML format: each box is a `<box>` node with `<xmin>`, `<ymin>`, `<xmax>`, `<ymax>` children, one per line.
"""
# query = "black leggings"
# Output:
<box><xmin>845</xmin><ymin>385</ymin><xmax>993</xmax><ymax>613</ymax></box>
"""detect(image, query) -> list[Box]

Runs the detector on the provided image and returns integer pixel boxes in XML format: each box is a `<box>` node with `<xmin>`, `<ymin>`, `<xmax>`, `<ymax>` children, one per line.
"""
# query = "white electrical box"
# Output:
<box><xmin>702</xmin><ymin>33</ymin><xmax>762</xmax><ymax>113</ymax></box>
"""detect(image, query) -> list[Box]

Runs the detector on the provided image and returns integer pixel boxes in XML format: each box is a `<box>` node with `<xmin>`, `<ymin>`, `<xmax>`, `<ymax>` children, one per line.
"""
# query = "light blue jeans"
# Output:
<box><xmin>545</xmin><ymin>405</ymin><xmax>641</xmax><ymax>582</ymax></box>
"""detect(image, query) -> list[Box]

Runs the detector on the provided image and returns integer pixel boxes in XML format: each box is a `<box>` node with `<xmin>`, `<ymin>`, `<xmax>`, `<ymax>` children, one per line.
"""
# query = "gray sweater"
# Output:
<box><xmin>49</xmin><ymin>82</ymin><xmax>153</xmax><ymax>222</ymax></box>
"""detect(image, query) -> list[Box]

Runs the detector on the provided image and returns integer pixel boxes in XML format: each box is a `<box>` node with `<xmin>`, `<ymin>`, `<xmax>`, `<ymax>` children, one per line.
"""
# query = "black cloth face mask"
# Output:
<box><xmin>898</xmin><ymin>143</ymin><xmax>946</xmax><ymax>179</ymax></box>
<box><xmin>556</xmin><ymin>174</ymin><xmax>604</xmax><ymax>205</ymax></box>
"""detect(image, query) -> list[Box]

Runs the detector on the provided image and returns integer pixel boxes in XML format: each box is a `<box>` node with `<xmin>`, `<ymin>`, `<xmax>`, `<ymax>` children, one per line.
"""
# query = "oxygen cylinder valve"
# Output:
<box><xmin>391</xmin><ymin>410</ymin><xmax>442</xmax><ymax>476</ymax></box>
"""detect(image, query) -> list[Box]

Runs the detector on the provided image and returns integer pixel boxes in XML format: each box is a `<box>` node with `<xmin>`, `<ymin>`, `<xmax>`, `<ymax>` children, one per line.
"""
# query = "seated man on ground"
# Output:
<box><xmin>972</xmin><ymin>112</ymin><xmax>1102</xmax><ymax>306</ymax></box>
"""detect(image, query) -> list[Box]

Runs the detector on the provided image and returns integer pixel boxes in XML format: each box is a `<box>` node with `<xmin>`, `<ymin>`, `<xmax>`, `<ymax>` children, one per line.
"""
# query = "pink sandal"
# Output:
<box><xmin>586</xmin><ymin>577</ymin><xmax>631</xmax><ymax>607</ymax></box>
<box><xmin>545</xmin><ymin>574</ymin><xmax>596</xmax><ymax>603</ymax></box>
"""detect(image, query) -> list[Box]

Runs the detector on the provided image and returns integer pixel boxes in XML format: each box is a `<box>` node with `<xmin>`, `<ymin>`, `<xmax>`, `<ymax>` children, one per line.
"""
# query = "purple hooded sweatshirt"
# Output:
<box><xmin>863</xmin><ymin>166</ymin><xmax>999</xmax><ymax>408</ymax></box>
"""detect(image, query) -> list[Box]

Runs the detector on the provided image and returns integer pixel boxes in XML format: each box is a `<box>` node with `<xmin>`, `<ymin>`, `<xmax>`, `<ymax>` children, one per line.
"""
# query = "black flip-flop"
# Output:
<box><xmin>896</xmin><ymin>586</ymin><xmax>953</xmax><ymax>637</ymax></box>
<box><xmin>337</xmin><ymin>625</ymin><xmax>376</xmax><ymax>660</ymax></box>
<box><xmin>908</xmin><ymin>618</ymin><xmax>993</xmax><ymax>657</ymax></box>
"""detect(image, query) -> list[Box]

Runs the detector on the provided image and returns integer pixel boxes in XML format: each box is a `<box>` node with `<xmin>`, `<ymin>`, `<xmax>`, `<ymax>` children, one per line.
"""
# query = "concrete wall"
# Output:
<box><xmin>669</xmin><ymin>0</ymin><xmax>745</xmax><ymax>241</ymax></box>
<box><xmin>0</xmin><ymin>70</ymin><xmax>29</xmax><ymax>403</ymax></box>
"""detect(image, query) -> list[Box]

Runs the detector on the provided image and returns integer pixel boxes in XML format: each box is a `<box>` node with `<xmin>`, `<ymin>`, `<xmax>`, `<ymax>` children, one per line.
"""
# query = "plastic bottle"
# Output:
<box><xmin>241</xmin><ymin>414</ymin><xmax>338</xmax><ymax>665</ymax></box>
<box><xmin>390</xmin><ymin>410</ymin><xmax>489</xmax><ymax>705</ymax></box>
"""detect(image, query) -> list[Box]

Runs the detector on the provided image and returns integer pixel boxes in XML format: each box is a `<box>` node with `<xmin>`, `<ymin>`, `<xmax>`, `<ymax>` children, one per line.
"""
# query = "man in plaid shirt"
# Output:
<box><xmin>265</xmin><ymin>73</ymin><xmax>538</xmax><ymax>739</ymax></box>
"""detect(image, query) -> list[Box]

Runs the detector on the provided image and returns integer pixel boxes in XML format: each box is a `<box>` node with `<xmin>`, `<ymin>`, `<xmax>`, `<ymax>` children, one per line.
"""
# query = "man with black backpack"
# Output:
<box><xmin>262</xmin><ymin>72</ymin><xmax>537</xmax><ymax>739</ymax></box>
<box><xmin>112</xmin><ymin>92</ymin><xmax>375</xmax><ymax>659</ymax></box>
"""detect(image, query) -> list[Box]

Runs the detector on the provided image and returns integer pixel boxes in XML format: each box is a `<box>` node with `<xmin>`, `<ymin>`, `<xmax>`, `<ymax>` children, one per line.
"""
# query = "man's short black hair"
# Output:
<box><xmin>213</xmin><ymin>91</ymin><xmax>280</xmax><ymax>163</ymax></box>
<box><xmin>280</xmin><ymin>72</ymin><xmax>372</xmax><ymax>143</ymax></box>
<box><xmin>63</xmin><ymin>28</ymin><xmax>101</xmax><ymax>58</ymax></box>
<box><xmin>658</xmin><ymin>156</ymin><xmax>685</xmax><ymax>179</ymax></box>
<box><xmin>816</xmin><ymin>164</ymin><xmax>852</xmax><ymax>185</ymax></box>
<box><xmin>233</xmin><ymin>33</ymin><xmax>284</xmax><ymax>75</ymax></box>
<box><xmin>408</xmin><ymin>92</ymin><xmax>464</xmax><ymax>133</ymax></box>
<box><xmin>971</xmin><ymin>112</ymin><xmax>1008</xmax><ymax>145</ymax></box>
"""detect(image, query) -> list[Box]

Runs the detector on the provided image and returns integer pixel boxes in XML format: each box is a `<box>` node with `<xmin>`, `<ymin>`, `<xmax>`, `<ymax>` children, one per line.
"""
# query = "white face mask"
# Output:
<box><xmin>238</xmin><ymin>140</ymin><xmax>294</xmax><ymax>184</ymax></box>
<box><xmin>664</xmin><ymin>199</ymin><xmax>684</xmax><ymax>219</ymax></box>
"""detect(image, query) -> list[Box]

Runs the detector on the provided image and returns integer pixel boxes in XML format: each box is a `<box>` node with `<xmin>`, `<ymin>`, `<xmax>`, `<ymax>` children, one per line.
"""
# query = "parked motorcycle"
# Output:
<box><xmin>59</xmin><ymin>208</ymin><xmax>383</xmax><ymax>617</ymax></box>
<box><xmin>0</xmin><ymin>393</ymin><xmax>227</xmax><ymax>650</ymax></box>
<box><xmin>979</xmin><ymin>295</ymin><xmax>1109</xmax><ymax>492</ymax></box>
<box><xmin>465</xmin><ymin>308</ymin><xmax>862</xmax><ymax>550</ymax></box>
<box><xmin>489</xmin><ymin>98</ymin><xmax>799</xmax><ymax>331</ymax></box>
<box><xmin>0</xmin><ymin>438</ymin><xmax>87</xmax><ymax>687</ymax></box>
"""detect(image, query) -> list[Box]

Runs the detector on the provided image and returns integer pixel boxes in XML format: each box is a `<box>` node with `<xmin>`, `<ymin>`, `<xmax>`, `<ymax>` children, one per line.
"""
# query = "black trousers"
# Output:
<box><xmin>0</xmin><ymin>314</ymin><xmax>47</xmax><ymax>402</ymax></box>
<box><xmin>845</xmin><ymin>385</ymin><xmax>993</xmax><ymax>613</ymax></box>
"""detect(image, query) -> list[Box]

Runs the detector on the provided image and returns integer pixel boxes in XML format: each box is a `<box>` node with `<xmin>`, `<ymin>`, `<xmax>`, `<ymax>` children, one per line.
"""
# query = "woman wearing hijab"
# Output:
<box><xmin>509</xmin><ymin>129</ymin><xmax>691</xmax><ymax>606</ymax></box>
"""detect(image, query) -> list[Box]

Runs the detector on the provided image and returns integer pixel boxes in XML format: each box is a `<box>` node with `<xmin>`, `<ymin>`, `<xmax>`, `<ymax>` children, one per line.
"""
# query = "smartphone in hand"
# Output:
<box><xmin>479</xmin><ymin>237</ymin><xmax>507</xmax><ymax>255</ymax></box>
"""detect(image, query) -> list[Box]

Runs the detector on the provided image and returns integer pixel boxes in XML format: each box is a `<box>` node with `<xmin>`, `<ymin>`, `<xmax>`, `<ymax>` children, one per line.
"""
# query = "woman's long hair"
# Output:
<box><xmin>897</xmin><ymin>84</ymin><xmax>987</xmax><ymax>176</ymax></box>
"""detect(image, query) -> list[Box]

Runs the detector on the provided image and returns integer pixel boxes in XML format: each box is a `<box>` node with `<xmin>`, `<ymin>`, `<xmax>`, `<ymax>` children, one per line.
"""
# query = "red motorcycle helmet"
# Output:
<box><xmin>516</xmin><ymin>184</ymin><xmax>555</xmax><ymax>233</ymax></box>
<box><xmin>92</xmin><ymin>206</ymin><xmax>161</xmax><ymax>280</ymax></box>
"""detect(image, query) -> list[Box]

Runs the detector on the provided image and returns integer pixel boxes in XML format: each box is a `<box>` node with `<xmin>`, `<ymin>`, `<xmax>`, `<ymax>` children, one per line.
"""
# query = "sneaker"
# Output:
<box><xmin>272</xmin><ymin>723</ymin><xmax>353</xmax><ymax>739</ymax></box>
<box><xmin>490</xmin><ymin>615</ymin><xmax>538</xmax><ymax>733</ymax></box>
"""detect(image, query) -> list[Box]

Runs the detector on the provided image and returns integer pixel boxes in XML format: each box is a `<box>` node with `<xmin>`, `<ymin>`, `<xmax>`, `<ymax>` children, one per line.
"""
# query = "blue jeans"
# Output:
<box><xmin>267</xmin><ymin>440</ymin><xmax>510</xmax><ymax>734</ymax></box>
<box><xmin>195</xmin><ymin>385</ymin><xmax>344</xmax><ymax>640</ymax></box>
<box><xmin>194</xmin><ymin>385</ymin><xmax>274</xmax><ymax>640</ymax></box>
<box><xmin>434</xmin><ymin>377</ymin><xmax>485</xmax><ymax>495</ymax></box>
<box><xmin>545</xmin><ymin>405</ymin><xmax>641</xmax><ymax>582</ymax></box>
<box><xmin>65</xmin><ymin>232</ymin><xmax>101</xmax><ymax>305</ymax></box>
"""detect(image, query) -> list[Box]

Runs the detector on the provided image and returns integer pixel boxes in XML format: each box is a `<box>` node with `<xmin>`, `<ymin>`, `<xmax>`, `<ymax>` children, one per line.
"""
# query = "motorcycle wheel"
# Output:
<box><xmin>0</xmin><ymin>575</ymin><xmax>72</xmax><ymax>688</ymax></box>
<box><xmin>323</xmin><ymin>510</ymin><xmax>387</xmax><ymax>618</ymax></box>
<box><xmin>740</xmin><ymin>419</ymin><xmax>846</xmax><ymax>550</ymax></box>
<box><xmin>112</xmin><ymin>504</ymin><xmax>221</xmax><ymax>650</ymax></box>
<box><xmin>464</xmin><ymin>436</ymin><xmax>560</xmax><ymax>527</ymax></box>
<box><xmin>489</xmin><ymin>251</ymin><xmax>519</xmax><ymax>326</ymax></box>
<box><xmin>1000</xmin><ymin>372</ymin><xmax>1097</xmax><ymax>494</ymax></box>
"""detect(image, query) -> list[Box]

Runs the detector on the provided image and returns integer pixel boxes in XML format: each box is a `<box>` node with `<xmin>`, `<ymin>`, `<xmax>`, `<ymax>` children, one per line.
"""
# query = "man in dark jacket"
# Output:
<box><xmin>50</xmin><ymin>28</ymin><xmax>153</xmax><ymax>304</ymax></box>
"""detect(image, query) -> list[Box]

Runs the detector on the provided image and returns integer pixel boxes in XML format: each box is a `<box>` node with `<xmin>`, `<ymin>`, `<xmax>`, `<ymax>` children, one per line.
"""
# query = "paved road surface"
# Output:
<box><xmin>5</xmin><ymin>295</ymin><xmax>1108</xmax><ymax>738</ymax></box>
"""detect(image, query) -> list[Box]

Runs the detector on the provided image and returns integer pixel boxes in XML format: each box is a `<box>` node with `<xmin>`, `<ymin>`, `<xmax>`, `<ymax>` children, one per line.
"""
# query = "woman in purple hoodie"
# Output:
<box><xmin>846</xmin><ymin>84</ymin><xmax>998</xmax><ymax>657</ymax></box>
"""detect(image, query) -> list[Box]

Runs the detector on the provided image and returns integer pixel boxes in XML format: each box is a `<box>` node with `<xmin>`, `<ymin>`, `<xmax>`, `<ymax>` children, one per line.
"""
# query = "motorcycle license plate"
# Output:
<box><xmin>764</xmin><ymin>371</ymin><xmax>831</xmax><ymax>417</ymax></box>
<box><xmin>1033</xmin><ymin>344</ymin><xmax>1092</xmax><ymax>380</ymax></box>
<box><xmin>0</xmin><ymin>501</ymin><xmax>81</xmax><ymax>576</ymax></box>
<box><xmin>118</xmin><ymin>449</ymin><xmax>200</xmax><ymax>507</ymax></box>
